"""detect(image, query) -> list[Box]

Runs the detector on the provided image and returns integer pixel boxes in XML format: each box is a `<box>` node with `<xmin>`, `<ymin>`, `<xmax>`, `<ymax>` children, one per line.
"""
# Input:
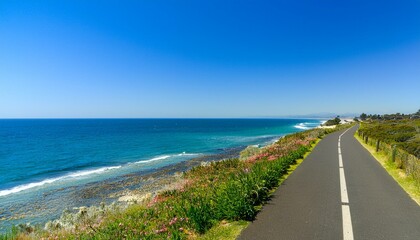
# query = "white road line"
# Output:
<box><xmin>339</xmin><ymin>168</ymin><xmax>349</xmax><ymax>203</ymax></box>
<box><xmin>338</xmin><ymin>127</ymin><xmax>354</xmax><ymax>240</ymax></box>
<box><xmin>339</xmin><ymin>127</ymin><xmax>352</xmax><ymax>138</ymax></box>
<box><xmin>339</xmin><ymin>154</ymin><xmax>343</xmax><ymax>168</ymax></box>
<box><xmin>342</xmin><ymin>205</ymin><xmax>354</xmax><ymax>240</ymax></box>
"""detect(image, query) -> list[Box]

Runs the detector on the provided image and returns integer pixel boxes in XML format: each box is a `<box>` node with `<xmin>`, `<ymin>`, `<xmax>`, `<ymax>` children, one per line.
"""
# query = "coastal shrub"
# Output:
<box><xmin>358</xmin><ymin>119</ymin><xmax>419</xmax><ymax>157</ymax></box>
<box><xmin>187</xmin><ymin>197</ymin><xmax>214</xmax><ymax>233</ymax></box>
<box><xmin>215</xmin><ymin>179</ymin><xmax>252</xmax><ymax>220</ymax></box>
<box><xmin>239</xmin><ymin>145</ymin><xmax>262</xmax><ymax>161</ymax></box>
<box><xmin>324</xmin><ymin>117</ymin><xmax>341</xmax><ymax>126</ymax></box>
<box><xmin>0</xmin><ymin>226</ymin><xmax>19</xmax><ymax>240</ymax></box>
<box><xmin>358</xmin><ymin>119</ymin><xmax>420</xmax><ymax>185</ymax></box>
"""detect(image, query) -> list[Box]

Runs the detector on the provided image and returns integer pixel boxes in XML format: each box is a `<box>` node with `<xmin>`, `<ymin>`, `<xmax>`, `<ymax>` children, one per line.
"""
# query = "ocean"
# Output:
<box><xmin>0</xmin><ymin>118</ymin><xmax>322</xmax><ymax>231</ymax></box>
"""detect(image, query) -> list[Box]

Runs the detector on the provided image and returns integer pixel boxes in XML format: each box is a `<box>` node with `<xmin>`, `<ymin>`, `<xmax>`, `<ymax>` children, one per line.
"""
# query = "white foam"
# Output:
<box><xmin>294</xmin><ymin>121</ymin><xmax>324</xmax><ymax>130</ymax></box>
<box><xmin>304</xmin><ymin>122</ymin><xmax>320</xmax><ymax>126</ymax></box>
<box><xmin>1</xmin><ymin>152</ymin><xmax>202</xmax><ymax>197</ymax></box>
<box><xmin>177</xmin><ymin>152</ymin><xmax>200</xmax><ymax>156</ymax></box>
<box><xmin>0</xmin><ymin>177</ymin><xmax>63</xmax><ymax>197</ymax></box>
<box><xmin>67</xmin><ymin>166</ymin><xmax>121</xmax><ymax>178</ymax></box>
<box><xmin>294</xmin><ymin>123</ymin><xmax>310</xmax><ymax>130</ymax></box>
<box><xmin>0</xmin><ymin>165</ymin><xmax>122</xmax><ymax>197</ymax></box>
<box><xmin>136</xmin><ymin>155</ymin><xmax>171</xmax><ymax>164</ymax></box>
<box><xmin>135</xmin><ymin>152</ymin><xmax>200</xmax><ymax>164</ymax></box>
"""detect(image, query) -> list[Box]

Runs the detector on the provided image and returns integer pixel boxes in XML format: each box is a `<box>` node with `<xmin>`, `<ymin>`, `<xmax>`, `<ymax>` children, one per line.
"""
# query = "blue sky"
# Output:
<box><xmin>1</xmin><ymin>0</ymin><xmax>419</xmax><ymax>118</ymax></box>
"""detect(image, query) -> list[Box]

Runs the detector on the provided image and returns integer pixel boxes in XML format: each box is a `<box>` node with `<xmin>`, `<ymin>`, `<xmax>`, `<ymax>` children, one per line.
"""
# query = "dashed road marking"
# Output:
<box><xmin>342</xmin><ymin>205</ymin><xmax>354</xmax><ymax>240</ymax></box>
<box><xmin>339</xmin><ymin>127</ymin><xmax>354</xmax><ymax>240</ymax></box>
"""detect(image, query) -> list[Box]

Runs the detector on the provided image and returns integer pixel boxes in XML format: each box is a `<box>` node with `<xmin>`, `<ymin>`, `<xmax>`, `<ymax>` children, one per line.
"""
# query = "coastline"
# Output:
<box><xmin>39</xmin><ymin>132</ymin><xmax>305</xmax><ymax>233</ymax></box>
<box><xmin>0</xmin><ymin>145</ymin><xmax>248</xmax><ymax>232</ymax></box>
<box><xmin>1</xmin><ymin>122</ymin><xmax>354</xmax><ymax>239</ymax></box>
<box><xmin>0</xmin><ymin>120</ymin><xmax>326</xmax><ymax>234</ymax></box>
<box><xmin>108</xmin><ymin>146</ymin><xmax>247</xmax><ymax>204</ymax></box>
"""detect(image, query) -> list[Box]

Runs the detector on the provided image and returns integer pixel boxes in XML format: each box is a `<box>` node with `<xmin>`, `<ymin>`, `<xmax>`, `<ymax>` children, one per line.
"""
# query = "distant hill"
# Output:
<box><xmin>280</xmin><ymin>112</ymin><xmax>358</xmax><ymax>119</ymax></box>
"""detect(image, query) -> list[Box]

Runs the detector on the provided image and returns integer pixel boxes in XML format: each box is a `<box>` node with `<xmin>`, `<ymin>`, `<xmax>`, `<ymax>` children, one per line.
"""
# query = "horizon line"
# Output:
<box><xmin>0</xmin><ymin>117</ymin><xmax>334</xmax><ymax>120</ymax></box>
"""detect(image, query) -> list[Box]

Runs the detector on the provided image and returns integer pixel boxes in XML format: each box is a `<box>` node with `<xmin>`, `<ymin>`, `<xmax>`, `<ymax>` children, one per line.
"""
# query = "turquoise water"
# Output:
<box><xmin>0</xmin><ymin>118</ymin><xmax>321</xmax><ymax>230</ymax></box>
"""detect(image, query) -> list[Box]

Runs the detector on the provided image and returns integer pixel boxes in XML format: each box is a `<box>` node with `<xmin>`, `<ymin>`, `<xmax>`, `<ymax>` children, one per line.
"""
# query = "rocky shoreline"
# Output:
<box><xmin>0</xmin><ymin>145</ymin><xmax>248</xmax><ymax>232</ymax></box>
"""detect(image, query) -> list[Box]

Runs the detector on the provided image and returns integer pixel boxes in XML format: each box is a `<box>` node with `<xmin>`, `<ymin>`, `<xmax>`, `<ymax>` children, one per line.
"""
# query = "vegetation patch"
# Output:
<box><xmin>358</xmin><ymin>119</ymin><xmax>420</xmax><ymax>158</ymax></box>
<box><xmin>323</xmin><ymin>116</ymin><xmax>341</xmax><ymax>126</ymax></box>
<box><xmin>355</xmin><ymin>111</ymin><xmax>420</xmax><ymax>204</ymax></box>
<box><xmin>357</xmin><ymin>118</ymin><xmax>420</xmax><ymax>187</ymax></box>
<box><xmin>355</xmin><ymin>134</ymin><xmax>420</xmax><ymax>205</ymax></box>
<box><xmin>197</xmin><ymin>220</ymin><xmax>249</xmax><ymax>240</ymax></box>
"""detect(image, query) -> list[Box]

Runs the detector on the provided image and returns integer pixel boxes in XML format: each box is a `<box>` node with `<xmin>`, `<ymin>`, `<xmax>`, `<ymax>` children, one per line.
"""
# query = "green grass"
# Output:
<box><xmin>198</xmin><ymin>138</ymin><xmax>322</xmax><ymax>240</ymax></box>
<box><xmin>355</xmin><ymin>134</ymin><xmax>420</xmax><ymax>205</ymax></box>
<box><xmin>358</xmin><ymin>119</ymin><xmax>420</xmax><ymax>158</ymax></box>
<box><xmin>197</xmin><ymin>221</ymin><xmax>249</xmax><ymax>240</ymax></box>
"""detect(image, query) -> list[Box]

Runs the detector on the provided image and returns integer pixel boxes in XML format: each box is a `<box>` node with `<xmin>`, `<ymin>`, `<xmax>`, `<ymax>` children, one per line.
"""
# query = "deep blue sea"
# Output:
<box><xmin>0</xmin><ymin>118</ymin><xmax>322</xmax><ymax>231</ymax></box>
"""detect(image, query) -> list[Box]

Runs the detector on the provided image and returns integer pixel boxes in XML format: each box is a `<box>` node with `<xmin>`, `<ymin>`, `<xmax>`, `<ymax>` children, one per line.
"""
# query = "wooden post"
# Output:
<box><xmin>391</xmin><ymin>145</ymin><xmax>397</xmax><ymax>162</ymax></box>
<box><xmin>376</xmin><ymin>139</ymin><xmax>380</xmax><ymax>152</ymax></box>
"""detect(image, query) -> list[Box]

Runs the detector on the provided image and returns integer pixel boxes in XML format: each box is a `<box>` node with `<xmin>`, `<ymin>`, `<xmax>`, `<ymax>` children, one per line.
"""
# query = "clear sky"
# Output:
<box><xmin>1</xmin><ymin>0</ymin><xmax>419</xmax><ymax>118</ymax></box>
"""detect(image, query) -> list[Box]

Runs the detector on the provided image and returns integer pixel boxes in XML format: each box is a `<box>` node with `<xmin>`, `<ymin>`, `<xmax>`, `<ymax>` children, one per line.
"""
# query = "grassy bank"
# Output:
<box><xmin>357</xmin><ymin>119</ymin><xmax>420</xmax><ymax>158</ymax></box>
<box><xmin>355</xmin><ymin>120</ymin><xmax>420</xmax><ymax>205</ymax></box>
<box><xmin>1</xmin><ymin>124</ymin><xmax>353</xmax><ymax>240</ymax></box>
<box><xmin>357</xmin><ymin>120</ymin><xmax>420</xmax><ymax>185</ymax></box>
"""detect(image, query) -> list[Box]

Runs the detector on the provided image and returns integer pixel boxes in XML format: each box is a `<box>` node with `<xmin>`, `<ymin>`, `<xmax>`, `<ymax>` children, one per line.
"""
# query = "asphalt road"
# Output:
<box><xmin>238</xmin><ymin>125</ymin><xmax>420</xmax><ymax>240</ymax></box>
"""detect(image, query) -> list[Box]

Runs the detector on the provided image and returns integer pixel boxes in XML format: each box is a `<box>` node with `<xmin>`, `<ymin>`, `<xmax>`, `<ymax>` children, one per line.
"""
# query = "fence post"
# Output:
<box><xmin>376</xmin><ymin>139</ymin><xmax>380</xmax><ymax>152</ymax></box>
<box><xmin>391</xmin><ymin>145</ymin><xmax>397</xmax><ymax>163</ymax></box>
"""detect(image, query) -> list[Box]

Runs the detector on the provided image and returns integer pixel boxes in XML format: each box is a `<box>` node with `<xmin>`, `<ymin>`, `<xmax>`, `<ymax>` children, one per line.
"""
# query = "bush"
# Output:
<box><xmin>358</xmin><ymin>119</ymin><xmax>420</xmax><ymax>158</ymax></box>
<box><xmin>324</xmin><ymin>117</ymin><xmax>341</xmax><ymax>126</ymax></box>
<box><xmin>358</xmin><ymin>119</ymin><xmax>420</xmax><ymax>185</ymax></box>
